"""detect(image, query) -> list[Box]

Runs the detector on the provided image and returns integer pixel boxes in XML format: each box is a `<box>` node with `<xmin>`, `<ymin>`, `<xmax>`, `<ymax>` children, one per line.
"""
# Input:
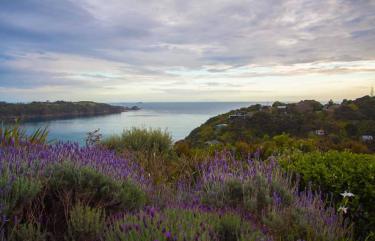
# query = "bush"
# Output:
<box><xmin>197</xmin><ymin>157</ymin><xmax>351</xmax><ymax>241</ymax></box>
<box><xmin>201</xmin><ymin>172</ymin><xmax>293</xmax><ymax>215</ymax></box>
<box><xmin>105</xmin><ymin>208</ymin><xmax>215</xmax><ymax>241</ymax></box>
<box><xmin>46</xmin><ymin>162</ymin><xmax>147</xmax><ymax>212</ymax></box>
<box><xmin>67</xmin><ymin>203</ymin><xmax>105</xmax><ymax>241</ymax></box>
<box><xmin>102</xmin><ymin>127</ymin><xmax>173</xmax><ymax>156</ymax></box>
<box><xmin>8</xmin><ymin>222</ymin><xmax>47</xmax><ymax>241</ymax></box>
<box><xmin>105</xmin><ymin>208</ymin><xmax>266</xmax><ymax>241</ymax></box>
<box><xmin>213</xmin><ymin>214</ymin><xmax>242</xmax><ymax>241</ymax></box>
<box><xmin>0</xmin><ymin>176</ymin><xmax>42</xmax><ymax>218</ymax></box>
<box><xmin>0</xmin><ymin>142</ymin><xmax>148</xmax><ymax>241</ymax></box>
<box><xmin>280</xmin><ymin>151</ymin><xmax>375</xmax><ymax>239</ymax></box>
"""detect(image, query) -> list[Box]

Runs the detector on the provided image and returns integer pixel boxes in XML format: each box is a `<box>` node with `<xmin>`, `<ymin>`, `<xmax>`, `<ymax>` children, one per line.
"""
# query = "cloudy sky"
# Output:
<box><xmin>1</xmin><ymin>0</ymin><xmax>374</xmax><ymax>102</ymax></box>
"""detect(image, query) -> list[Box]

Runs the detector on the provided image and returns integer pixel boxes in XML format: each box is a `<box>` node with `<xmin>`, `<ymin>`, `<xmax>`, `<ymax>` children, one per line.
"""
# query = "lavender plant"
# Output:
<box><xmin>105</xmin><ymin>207</ymin><xmax>268</xmax><ymax>241</ymax></box>
<box><xmin>0</xmin><ymin>139</ymin><xmax>353</xmax><ymax>241</ymax></box>
<box><xmin>189</xmin><ymin>154</ymin><xmax>352</xmax><ymax>241</ymax></box>
<box><xmin>0</xmin><ymin>142</ymin><xmax>149</xmax><ymax>240</ymax></box>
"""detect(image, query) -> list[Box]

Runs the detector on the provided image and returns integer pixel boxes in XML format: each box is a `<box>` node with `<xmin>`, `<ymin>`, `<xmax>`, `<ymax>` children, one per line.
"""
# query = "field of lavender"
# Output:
<box><xmin>0</xmin><ymin>134</ymin><xmax>353</xmax><ymax>241</ymax></box>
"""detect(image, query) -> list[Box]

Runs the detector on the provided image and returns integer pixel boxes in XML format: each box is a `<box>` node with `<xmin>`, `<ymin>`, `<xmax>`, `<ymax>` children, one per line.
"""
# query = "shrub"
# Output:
<box><xmin>0</xmin><ymin>176</ymin><xmax>42</xmax><ymax>218</ymax></box>
<box><xmin>105</xmin><ymin>208</ymin><xmax>267</xmax><ymax>241</ymax></box>
<box><xmin>67</xmin><ymin>203</ymin><xmax>105</xmax><ymax>241</ymax></box>
<box><xmin>8</xmin><ymin>222</ymin><xmax>47</xmax><ymax>241</ymax></box>
<box><xmin>102</xmin><ymin>127</ymin><xmax>173</xmax><ymax>156</ymax></box>
<box><xmin>280</xmin><ymin>151</ymin><xmax>375</xmax><ymax>239</ymax></box>
<box><xmin>46</xmin><ymin>162</ymin><xmax>147</xmax><ymax>212</ymax></box>
<box><xmin>0</xmin><ymin>142</ymin><xmax>148</xmax><ymax>240</ymax></box>
<box><xmin>201</xmin><ymin>162</ymin><xmax>293</xmax><ymax>216</ymax></box>
<box><xmin>213</xmin><ymin>214</ymin><xmax>241</xmax><ymax>241</ymax></box>
<box><xmin>102</xmin><ymin>128</ymin><xmax>176</xmax><ymax>184</ymax></box>
<box><xmin>197</xmin><ymin>156</ymin><xmax>351</xmax><ymax>241</ymax></box>
<box><xmin>105</xmin><ymin>208</ymin><xmax>215</xmax><ymax>241</ymax></box>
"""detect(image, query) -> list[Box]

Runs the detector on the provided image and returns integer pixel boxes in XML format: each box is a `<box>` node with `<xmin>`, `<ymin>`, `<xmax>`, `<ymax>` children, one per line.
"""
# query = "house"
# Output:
<box><xmin>229</xmin><ymin>112</ymin><xmax>247</xmax><ymax>119</ymax></box>
<box><xmin>323</xmin><ymin>104</ymin><xmax>340</xmax><ymax>113</ymax></box>
<box><xmin>276</xmin><ymin>105</ymin><xmax>287</xmax><ymax>113</ymax></box>
<box><xmin>361</xmin><ymin>135</ymin><xmax>373</xmax><ymax>142</ymax></box>
<box><xmin>215</xmin><ymin>124</ymin><xmax>228</xmax><ymax>129</ymax></box>
<box><xmin>315</xmin><ymin>129</ymin><xmax>325</xmax><ymax>136</ymax></box>
<box><xmin>205</xmin><ymin>140</ymin><xmax>221</xmax><ymax>146</ymax></box>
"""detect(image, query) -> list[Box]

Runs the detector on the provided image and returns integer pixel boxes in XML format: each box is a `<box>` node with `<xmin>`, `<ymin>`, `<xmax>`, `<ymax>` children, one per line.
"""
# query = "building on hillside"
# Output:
<box><xmin>229</xmin><ymin>112</ymin><xmax>247</xmax><ymax>119</ymax></box>
<box><xmin>215</xmin><ymin>124</ymin><xmax>228</xmax><ymax>129</ymax></box>
<box><xmin>276</xmin><ymin>105</ymin><xmax>287</xmax><ymax>113</ymax></box>
<box><xmin>315</xmin><ymin>129</ymin><xmax>325</xmax><ymax>136</ymax></box>
<box><xmin>205</xmin><ymin>140</ymin><xmax>221</xmax><ymax>146</ymax></box>
<box><xmin>323</xmin><ymin>104</ymin><xmax>340</xmax><ymax>112</ymax></box>
<box><xmin>361</xmin><ymin>135</ymin><xmax>373</xmax><ymax>142</ymax></box>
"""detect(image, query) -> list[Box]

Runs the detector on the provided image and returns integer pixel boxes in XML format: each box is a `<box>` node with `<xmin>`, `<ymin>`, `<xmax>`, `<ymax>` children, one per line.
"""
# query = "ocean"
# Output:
<box><xmin>20</xmin><ymin>102</ymin><xmax>269</xmax><ymax>145</ymax></box>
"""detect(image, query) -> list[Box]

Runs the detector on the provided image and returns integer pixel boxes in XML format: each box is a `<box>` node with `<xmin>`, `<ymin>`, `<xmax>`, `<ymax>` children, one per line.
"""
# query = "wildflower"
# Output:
<box><xmin>165</xmin><ymin>231</ymin><xmax>172</xmax><ymax>239</ymax></box>
<box><xmin>338</xmin><ymin>206</ymin><xmax>348</xmax><ymax>214</ymax></box>
<box><xmin>340</xmin><ymin>191</ymin><xmax>355</xmax><ymax>198</ymax></box>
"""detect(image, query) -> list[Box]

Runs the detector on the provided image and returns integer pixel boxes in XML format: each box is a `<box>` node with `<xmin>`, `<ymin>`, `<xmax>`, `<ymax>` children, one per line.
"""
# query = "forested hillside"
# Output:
<box><xmin>0</xmin><ymin>101</ymin><xmax>126</xmax><ymax>121</ymax></box>
<box><xmin>184</xmin><ymin>96</ymin><xmax>375</xmax><ymax>154</ymax></box>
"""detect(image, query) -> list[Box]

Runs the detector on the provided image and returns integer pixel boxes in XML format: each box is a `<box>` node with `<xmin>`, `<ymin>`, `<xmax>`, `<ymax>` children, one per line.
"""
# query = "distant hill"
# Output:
<box><xmin>184</xmin><ymin>96</ymin><xmax>375</xmax><ymax>153</ymax></box>
<box><xmin>0</xmin><ymin>101</ymin><xmax>127</xmax><ymax>121</ymax></box>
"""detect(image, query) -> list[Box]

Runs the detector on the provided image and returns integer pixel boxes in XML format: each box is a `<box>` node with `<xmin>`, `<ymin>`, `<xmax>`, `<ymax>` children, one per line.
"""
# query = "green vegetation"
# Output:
<box><xmin>2</xmin><ymin>96</ymin><xmax>375</xmax><ymax>240</ymax></box>
<box><xmin>46</xmin><ymin>163</ymin><xmax>147</xmax><ymax>212</ymax></box>
<box><xmin>184</xmin><ymin>96</ymin><xmax>375</xmax><ymax>154</ymax></box>
<box><xmin>0</xmin><ymin>101</ymin><xmax>126</xmax><ymax>121</ymax></box>
<box><xmin>178</xmin><ymin>96</ymin><xmax>375</xmax><ymax>239</ymax></box>
<box><xmin>280</xmin><ymin>151</ymin><xmax>375</xmax><ymax>239</ymax></box>
<box><xmin>102</xmin><ymin>127</ymin><xmax>173</xmax><ymax>155</ymax></box>
<box><xmin>105</xmin><ymin>208</ymin><xmax>265</xmax><ymax>241</ymax></box>
<box><xmin>102</xmin><ymin>127</ymin><xmax>205</xmax><ymax>184</ymax></box>
<box><xmin>0</xmin><ymin>121</ymin><xmax>48</xmax><ymax>146</ymax></box>
<box><xmin>67</xmin><ymin>203</ymin><xmax>105</xmax><ymax>241</ymax></box>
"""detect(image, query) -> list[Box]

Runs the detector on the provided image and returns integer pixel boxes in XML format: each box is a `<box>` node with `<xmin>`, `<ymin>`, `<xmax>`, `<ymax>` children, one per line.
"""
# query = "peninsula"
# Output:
<box><xmin>0</xmin><ymin>101</ymin><xmax>128</xmax><ymax>121</ymax></box>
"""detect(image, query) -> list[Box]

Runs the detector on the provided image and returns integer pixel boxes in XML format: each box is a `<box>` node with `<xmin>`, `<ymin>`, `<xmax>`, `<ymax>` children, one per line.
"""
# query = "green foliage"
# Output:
<box><xmin>67</xmin><ymin>203</ymin><xmax>105</xmax><ymax>241</ymax></box>
<box><xmin>0</xmin><ymin>122</ymin><xmax>48</xmax><ymax>146</ymax></box>
<box><xmin>105</xmin><ymin>208</ymin><xmax>265</xmax><ymax>241</ymax></box>
<box><xmin>1</xmin><ymin>176</ymin><xmax>42</xmax><ymax>217</ymax></box>
<box><xmin>280</xmin><ymin>151</ymin><xmax>375</xmax><ymax>239</ymax></box>
<box><xmin>8</xmin><ymin>222</ymin><xmax>47</xmax><ymax>241</ymax></box>
<box><xmin>1</xmin><ymin>161</ymin><xmax>146</xmax><ymax>240</ymax></box>
<box><xmin>105</xmin><ymin>208</ymin><xmax>215</xmax><ymax>241</ymax></box>
<box><xmin>185</xmin><ymin>96</ymin><xmax>375</xmax><ymax>154</ymax></box>
<box><xmin>102</xmin><ymin>128</ymin><xmax>185</xmax><ymax>184</ymax></box>
<box><xmin>263</xmin><ymin>208</ymin><xmax>319</xmax><ymax>241</ymax></box>
<box><xmin>202</xmin><ymin>175</ymin><xmax>293</xmax><ymax>215</ymax></box>
<box><xmin>102</xmin><ymin>127</ymin><xmax>173</xmax><ymax>155</ymax></box>
<box><xmin>214</xmin><ymin>214</ymin><xmax>242</xmax><ymax>241</ymax></box>
<box><xmin>47</xmin><ymin>162</ymin><xmax>147</xmax><ymax>211</ymax></box>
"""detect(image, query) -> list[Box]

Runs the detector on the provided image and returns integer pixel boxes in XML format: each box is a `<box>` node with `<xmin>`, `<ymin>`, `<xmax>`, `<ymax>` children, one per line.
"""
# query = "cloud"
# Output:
<box><xmin>0</xmin><ymin>0</ymin><xmax>374</xmax><ymax>101</ymax></box>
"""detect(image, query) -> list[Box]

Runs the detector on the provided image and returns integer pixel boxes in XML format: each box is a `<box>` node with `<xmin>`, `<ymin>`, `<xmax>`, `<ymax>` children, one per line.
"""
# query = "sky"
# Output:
<box><xmin>0</xmin><ymin>0</ymin><xmax>375</xmax><ymax>102</ymax></box>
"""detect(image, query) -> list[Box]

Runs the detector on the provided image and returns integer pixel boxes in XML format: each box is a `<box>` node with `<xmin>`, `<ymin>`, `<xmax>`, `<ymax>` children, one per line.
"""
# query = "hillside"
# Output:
<box><xmin>0</xmin><ymin>101</ymin><xmax>127</xmax><ymax>121</ymax></box>
<box><xmin>184</xmin><ymin>96</ymin><xmax>375</xmax><ymax>153</ymax></box>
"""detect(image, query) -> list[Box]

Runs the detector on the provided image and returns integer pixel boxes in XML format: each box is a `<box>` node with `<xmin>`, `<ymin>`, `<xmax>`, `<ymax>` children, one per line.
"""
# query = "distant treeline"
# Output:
<box><xmin>0</xmin><ymin>101</ymin><xmax>126</xmax><ymax>121</ymax></box>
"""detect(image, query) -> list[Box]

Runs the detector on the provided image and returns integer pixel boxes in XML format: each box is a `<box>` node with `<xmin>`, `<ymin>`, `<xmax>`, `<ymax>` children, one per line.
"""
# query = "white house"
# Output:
<box><xmin>361</xmin><ymin>135</ymin><xmax>373</xmax><ymax>142</ymax></box>
<box><xmin>315</xmin><ymin>129</ymin><xmax>325</xmax><ymax>136</ymax></box>
<box><xmin>205</xmin><ymin>140</ymin><xmax>221</xmax><ymax>146</ymax></box>
<box><xmin>215</xmin><ymin>124</ymin><xmax>228</xmax><ymax>129</ymax></box>
<box><xmin>229</xmin><ymin>112</ymin><xmax>247</xmax><ymax>119</ymax></box>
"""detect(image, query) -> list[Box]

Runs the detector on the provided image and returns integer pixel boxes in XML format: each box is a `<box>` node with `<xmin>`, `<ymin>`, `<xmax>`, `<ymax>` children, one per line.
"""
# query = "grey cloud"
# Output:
<box><xmin>0</xmin><ymin>0</ymin><xmax>374</xmax><ymax>98</ymax></box>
